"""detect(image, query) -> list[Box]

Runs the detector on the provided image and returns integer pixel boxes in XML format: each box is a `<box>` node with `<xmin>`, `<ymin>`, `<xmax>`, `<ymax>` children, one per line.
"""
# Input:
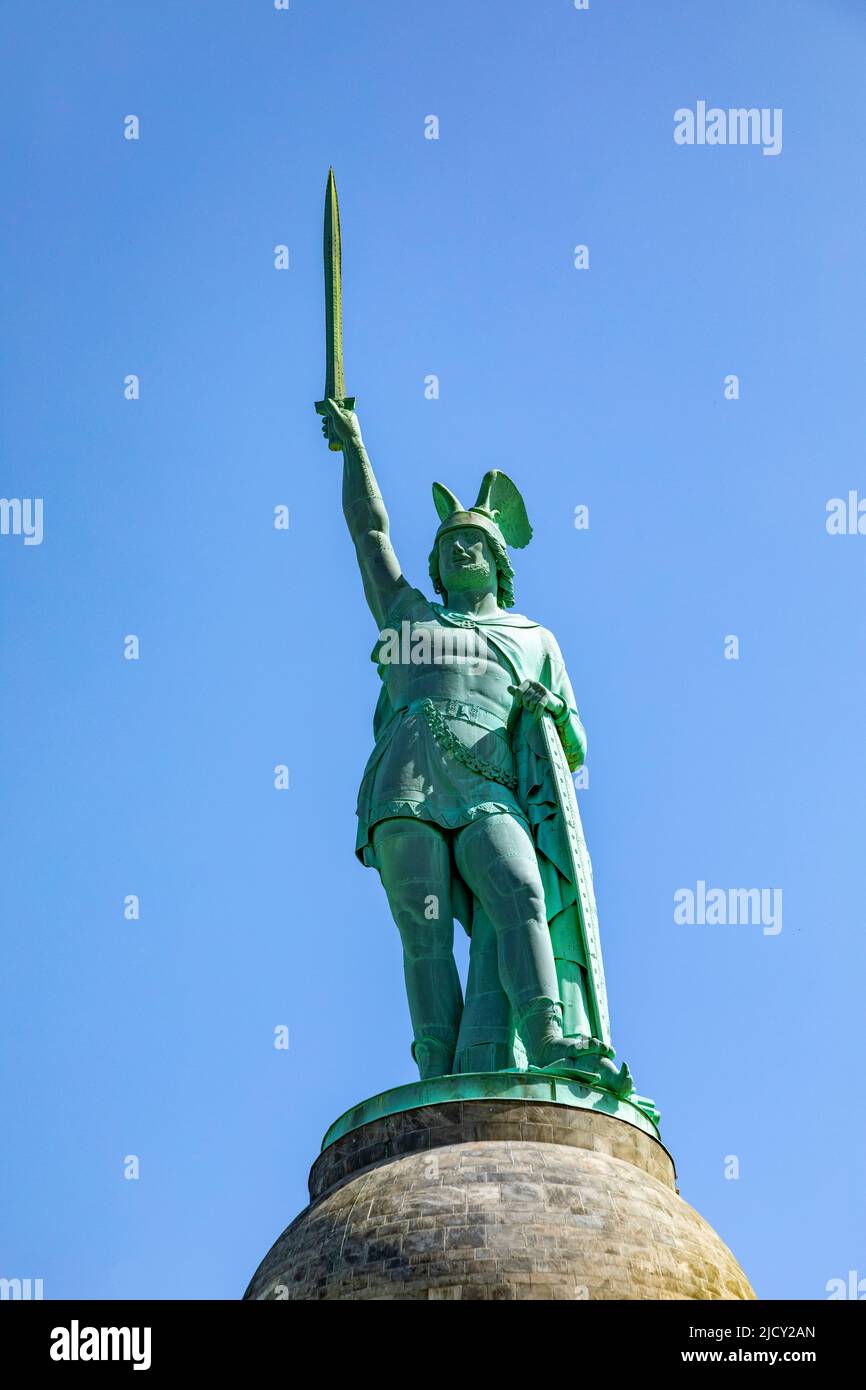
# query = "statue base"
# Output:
<box><xmin>243</xmin><ymin>1079</ymin><xmax>755</xmax><ymax>1301</ymax></box>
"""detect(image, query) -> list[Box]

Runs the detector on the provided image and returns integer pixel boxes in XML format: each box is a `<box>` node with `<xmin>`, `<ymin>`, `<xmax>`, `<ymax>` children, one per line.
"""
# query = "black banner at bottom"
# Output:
<box><xmin>1</xmin><ymin>1296</ymin><xmax>857</xmax><ymax>1374</ymax></box>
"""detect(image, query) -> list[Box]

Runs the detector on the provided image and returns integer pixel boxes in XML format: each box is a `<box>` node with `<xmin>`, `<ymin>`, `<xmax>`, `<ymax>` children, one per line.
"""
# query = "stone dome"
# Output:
<box><xmin>244</xmin><ymin>1099</ymin><xmax>755</xmax><ymax>1301</ymax></box>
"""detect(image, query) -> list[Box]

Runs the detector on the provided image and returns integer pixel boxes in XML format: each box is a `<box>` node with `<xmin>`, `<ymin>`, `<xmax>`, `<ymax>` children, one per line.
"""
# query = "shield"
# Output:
<box><xmin>538</xmin><ymin>710</ymin><xmax>611</xmax><ymax>1049</ymax></box>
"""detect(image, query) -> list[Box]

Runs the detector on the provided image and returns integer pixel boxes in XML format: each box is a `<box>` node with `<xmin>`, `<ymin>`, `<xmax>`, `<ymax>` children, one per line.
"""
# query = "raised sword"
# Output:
<box><xmin>314</xmin><ymin>167</ymin><xmax>355</xmax><ymax>450</ymax></box>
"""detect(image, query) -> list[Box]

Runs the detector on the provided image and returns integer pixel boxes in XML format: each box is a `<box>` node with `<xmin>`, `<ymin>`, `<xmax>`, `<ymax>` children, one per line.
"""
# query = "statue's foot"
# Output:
<box><xmin>516</xmin><ymin>1000</ymin><xmax>635</xmax><ymax>1099</ymax></box>
<box><xmin>411</xmin><ymin>1036</ymin><xmax>456</xmax><ymax>1080</ymax></box>
<box><xmin>537</xmin><ymin>1039</ymin><xmax>635</xmax><ymax>1099</ymax></box>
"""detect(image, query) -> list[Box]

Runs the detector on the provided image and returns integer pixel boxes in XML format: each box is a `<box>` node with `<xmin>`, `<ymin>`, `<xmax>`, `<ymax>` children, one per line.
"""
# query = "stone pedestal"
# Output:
<box><xmin>244</xmin><ymin>1078</ymin><xmax>755</xmax><ymax>1301</ymax></box>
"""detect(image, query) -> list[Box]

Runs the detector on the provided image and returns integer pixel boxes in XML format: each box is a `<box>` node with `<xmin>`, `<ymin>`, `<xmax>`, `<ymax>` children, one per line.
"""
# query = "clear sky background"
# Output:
<box><xmin>1</xmin><ymin>0</ymin><xmax>864</xmax><ymax>1301</ymax></box>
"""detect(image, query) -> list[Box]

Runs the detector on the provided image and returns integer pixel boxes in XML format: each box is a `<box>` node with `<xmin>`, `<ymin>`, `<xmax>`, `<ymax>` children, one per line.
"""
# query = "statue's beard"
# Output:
<box><xmin>443</xmin><ymin>558</ymin><xmax>493</xmax><ymax>594</ymax></box>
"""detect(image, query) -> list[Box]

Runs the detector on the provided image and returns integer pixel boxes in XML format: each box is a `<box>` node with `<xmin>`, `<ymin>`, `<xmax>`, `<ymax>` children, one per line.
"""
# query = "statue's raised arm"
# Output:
<box><xmin>319</xmin><ymin>399</ymin><xmax>406</xmax><ymax>628</ymax></box>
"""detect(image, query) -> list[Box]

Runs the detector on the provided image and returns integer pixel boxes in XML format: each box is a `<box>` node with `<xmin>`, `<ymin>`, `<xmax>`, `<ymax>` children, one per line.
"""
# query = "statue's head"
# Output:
<box><xmin>432</xmin><ymin>523</ymin><xmax>512</xmax><ymax>608</ymax></box>
<box><xmin>428</xmin><ymin>471</ymin><xmax>532</xmax><ymax>610</ymax></box>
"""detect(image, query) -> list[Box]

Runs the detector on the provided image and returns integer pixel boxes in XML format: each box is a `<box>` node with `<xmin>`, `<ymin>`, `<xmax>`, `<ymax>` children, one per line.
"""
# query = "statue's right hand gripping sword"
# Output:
<box><xmin>314</xmin><ymin>167</ymin><xmax>355</xmax><ymax>451</ymax></box>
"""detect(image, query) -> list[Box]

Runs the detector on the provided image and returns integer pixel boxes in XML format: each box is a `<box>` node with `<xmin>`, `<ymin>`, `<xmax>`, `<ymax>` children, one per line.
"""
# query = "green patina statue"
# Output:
<box><xmin>315</xmin><ymin>171</ymin><xmax>641</xmax><ymax>1107</ymax></box>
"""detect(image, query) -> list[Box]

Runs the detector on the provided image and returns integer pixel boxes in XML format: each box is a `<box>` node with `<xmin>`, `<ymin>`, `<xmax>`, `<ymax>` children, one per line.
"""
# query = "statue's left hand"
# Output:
<box><xmin>508</xmin><ymin>680</ymin><xmax>566</xmax><ymax>722</ymax></box>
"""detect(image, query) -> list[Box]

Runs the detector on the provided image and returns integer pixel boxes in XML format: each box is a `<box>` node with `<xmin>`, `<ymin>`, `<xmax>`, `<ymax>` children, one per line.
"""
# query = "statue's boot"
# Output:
<box><xmin>516</xmin><ymin>997</ymin><xmax>634</xmax><ymax>1099</ymax></box>
<box><xmin>411</xmin><ymin>1034</ymin><xmax>457</xmax><ymax>1080</ymax></box>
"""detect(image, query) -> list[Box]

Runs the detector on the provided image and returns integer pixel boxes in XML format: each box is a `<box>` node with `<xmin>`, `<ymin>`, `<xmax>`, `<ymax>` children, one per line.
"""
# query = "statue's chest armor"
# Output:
<box><xmin>380</xmin><ymin>618</ymin><xmax>514</xmax><ymax>719</ymax></box>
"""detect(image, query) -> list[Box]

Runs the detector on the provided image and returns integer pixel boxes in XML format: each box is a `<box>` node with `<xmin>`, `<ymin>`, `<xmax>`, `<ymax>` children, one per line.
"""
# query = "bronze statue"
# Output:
<box><xmin>316</xmin><ymin>170</ymin><xmax>634</xmax><ymax>1100</ymax></box>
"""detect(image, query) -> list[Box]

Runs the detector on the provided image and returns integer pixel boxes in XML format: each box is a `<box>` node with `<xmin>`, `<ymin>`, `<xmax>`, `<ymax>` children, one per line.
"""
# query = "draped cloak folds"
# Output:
<box><xmin>354</xmin><ymin>583</ymin><xmax>605</xmax><ymax>1049</ymax></box>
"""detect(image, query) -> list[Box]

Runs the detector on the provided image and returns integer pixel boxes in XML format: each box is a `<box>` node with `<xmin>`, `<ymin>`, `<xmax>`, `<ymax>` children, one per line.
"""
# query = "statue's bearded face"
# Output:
<box><xmin>437</xmin><ymin>527</ymin><xmax>496</xmax><ymax>598</ymax></box>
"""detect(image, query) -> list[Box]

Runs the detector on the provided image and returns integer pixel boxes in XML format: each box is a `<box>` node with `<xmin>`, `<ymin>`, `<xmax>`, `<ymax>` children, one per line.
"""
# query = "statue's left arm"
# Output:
<box><xmin>543</xmin><ymin>636</ymin><xmax>587</xmax><ymax>770</ymax></box>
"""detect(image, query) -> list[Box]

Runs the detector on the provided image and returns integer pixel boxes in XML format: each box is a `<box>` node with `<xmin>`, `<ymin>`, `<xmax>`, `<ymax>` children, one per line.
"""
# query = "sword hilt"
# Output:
<box><xmin>315</xmin><ymin>396</ymin><xmax>356</xmax><ymax>452</ymax></box>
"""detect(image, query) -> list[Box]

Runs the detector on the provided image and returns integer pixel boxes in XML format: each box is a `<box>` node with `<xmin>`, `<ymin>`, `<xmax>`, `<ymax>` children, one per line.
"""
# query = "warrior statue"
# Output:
<box><xmin>315</xmin><ymin>171</ymin><xmax>633</xmax><ymax>1100</ymax></box>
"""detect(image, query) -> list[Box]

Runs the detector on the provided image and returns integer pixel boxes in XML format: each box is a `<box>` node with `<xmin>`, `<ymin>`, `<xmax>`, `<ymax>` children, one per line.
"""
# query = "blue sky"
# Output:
<box><xmin>1</xmin><ymin>0</ymin><xmax>864</xmax><ymax>1300</ymax></box>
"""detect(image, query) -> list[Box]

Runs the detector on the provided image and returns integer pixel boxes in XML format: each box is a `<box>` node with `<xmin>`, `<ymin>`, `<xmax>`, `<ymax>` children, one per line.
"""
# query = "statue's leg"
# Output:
<box><xmin>453</xmin><ymin>906</ymin><xmax>513</xmax><ymax>1074</ymax></box>
<box><xmin>372</xmin><ymin>817</ymin><xmax>462</xmax><ymax>1080</ymax></box>
<box><xmin>454</xmin><ymin>814</ymin><xmax>633</xmax><ymax>1095</ymax></box>
<box><xmin>454</xmin><ymin>814</ymin><xmax>560</xmax><ymax>1017</ymax></box>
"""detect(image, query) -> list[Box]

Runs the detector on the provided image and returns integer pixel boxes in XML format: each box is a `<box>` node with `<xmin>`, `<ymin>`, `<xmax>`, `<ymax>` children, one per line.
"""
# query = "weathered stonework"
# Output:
<box><xmin>244</xmin><ymin>1100</ymin><xmax>755</xmax><ymax>1301</ymax></box>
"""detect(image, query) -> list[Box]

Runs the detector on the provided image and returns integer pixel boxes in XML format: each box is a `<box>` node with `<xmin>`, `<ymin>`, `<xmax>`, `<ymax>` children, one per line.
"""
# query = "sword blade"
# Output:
<box><xmin>315</xmin><ymin>169</ymin><xmax>355</xmax><ymax>449</ymax></box>
<box><xmin>323</xmin><ymin>167</ymin><xmax>346</xmax><ymax>401</ymax></box>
